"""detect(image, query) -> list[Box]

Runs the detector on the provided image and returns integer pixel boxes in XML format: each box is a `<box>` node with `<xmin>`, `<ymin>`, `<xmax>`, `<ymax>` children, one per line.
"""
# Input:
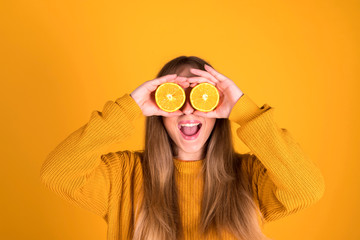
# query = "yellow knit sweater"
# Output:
<box><xmin>40</xmin><ymin>93</ymin><xmax>325</xmax><ymax>240</ymax></box>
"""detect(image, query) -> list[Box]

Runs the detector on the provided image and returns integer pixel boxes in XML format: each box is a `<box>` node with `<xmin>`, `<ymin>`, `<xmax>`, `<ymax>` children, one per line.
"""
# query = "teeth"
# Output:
<box><xmin>180</xmin><ymin>123</ymin><xmax>200</xmax><ymax>127</ymax></box>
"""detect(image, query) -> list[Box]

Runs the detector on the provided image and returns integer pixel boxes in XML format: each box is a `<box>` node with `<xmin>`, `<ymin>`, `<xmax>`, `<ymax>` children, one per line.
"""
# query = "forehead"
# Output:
<box><xmin>175</xmin><ymin>64</ymin><xmax>198</xmax><ymax>78</ymax></box>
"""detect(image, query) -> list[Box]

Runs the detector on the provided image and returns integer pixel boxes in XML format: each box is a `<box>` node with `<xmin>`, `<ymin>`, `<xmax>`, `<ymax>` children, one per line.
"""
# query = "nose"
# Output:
<box><xmin>181</xmin><ymin>99</ymin><xmax>194</xmax><ymax>115</ymax></box>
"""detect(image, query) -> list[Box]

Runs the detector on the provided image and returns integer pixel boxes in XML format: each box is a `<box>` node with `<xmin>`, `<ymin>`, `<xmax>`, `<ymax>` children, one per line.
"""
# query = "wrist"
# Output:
<box><xmin>232</xmin><ymin>90</ymin><xmax>244</xmax><ymax>106</ymax></box>
<box><xmin>130</xmin><ymin>92</ymin><xmax>143</xmax><ymax>108</ymax></box>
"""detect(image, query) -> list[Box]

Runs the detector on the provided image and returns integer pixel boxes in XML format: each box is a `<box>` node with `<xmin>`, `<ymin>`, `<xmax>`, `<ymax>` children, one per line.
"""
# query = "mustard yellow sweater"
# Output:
<box><xmin>40</xmin><ymin>93</ymin><xmax>325</xmax><ymax>239</ymax></box>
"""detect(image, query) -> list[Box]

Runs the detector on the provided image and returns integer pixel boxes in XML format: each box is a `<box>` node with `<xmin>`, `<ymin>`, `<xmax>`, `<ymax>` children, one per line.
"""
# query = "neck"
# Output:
<box><xmin>175</xmin><ymin>149</ymin><xmax>205</xmax><ymax>161</ymax></box>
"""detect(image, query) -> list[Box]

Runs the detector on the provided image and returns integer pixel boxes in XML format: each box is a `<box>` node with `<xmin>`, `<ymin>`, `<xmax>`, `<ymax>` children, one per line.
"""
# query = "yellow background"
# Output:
<box><xmin>1</xmin><ymin>0</ymin><xmax>359</xmax><ymax>239</ymax></box>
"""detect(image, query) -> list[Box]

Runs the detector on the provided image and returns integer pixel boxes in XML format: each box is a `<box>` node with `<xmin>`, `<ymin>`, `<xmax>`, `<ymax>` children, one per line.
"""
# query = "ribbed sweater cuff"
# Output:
<box><xmin>115</xmin><ymin>94</ymin><xmax>143</xmax><ymax>121</ymax></box>
<box><xmin>229</xmin><ymin>94</ymin><xmax>269</xmax><ymax>125</ymax></box>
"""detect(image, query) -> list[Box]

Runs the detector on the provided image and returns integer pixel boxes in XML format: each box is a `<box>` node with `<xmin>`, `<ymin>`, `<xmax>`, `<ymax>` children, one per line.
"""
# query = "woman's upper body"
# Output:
<box><xmin>40</xmin><ymin>89</ymin><xmax>325</xmax><ymax>239</ymax></box>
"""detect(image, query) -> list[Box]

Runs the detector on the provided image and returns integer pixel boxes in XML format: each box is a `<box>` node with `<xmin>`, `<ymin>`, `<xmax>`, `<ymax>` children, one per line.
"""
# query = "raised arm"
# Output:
<box><xmin>40</xmin><ymin>94</ymin><xmax>143</xmax><ymax>220</ymax></box>
<box><xmin>40</xmin><ymin>74</ymin><xmax>190</xmax><ymax>220</ymax></box>
<box><xmin>188</xmin><ymin>64</ymin><xmax>325</xmax><ymax>222</ymax></box>
<box><xmin>229</xmin><ymin>94</ymin><xmax>325</xmax><ymax>222</ymax></box>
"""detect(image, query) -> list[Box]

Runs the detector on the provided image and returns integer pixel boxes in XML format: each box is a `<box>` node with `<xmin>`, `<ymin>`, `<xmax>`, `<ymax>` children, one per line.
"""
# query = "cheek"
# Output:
<box><xmin>204</xmin><ymin>121</ymin><xmax>216</xmax><ymax>136</ymax></box>
<box><xmin>163</xmin><ymin>119</ymin><xmax>177</xmax><ymax>139</ymax></box>
<box><xmin>168</xmin><ymin>127</ymin><xmax>178</xmax><ymax>139</ymax></box>
<box><xmin>209</xmin><ymin>120</ymin><xmax>216</xmax><ymax>130</ymax></box>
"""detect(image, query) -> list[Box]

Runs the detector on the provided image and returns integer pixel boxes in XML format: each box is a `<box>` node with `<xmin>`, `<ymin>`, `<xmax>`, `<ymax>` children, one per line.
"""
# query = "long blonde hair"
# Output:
<box><xmin>133</xmin><ymin>56</ymin><xmax>267</xmax><ymax>240</ymax></box>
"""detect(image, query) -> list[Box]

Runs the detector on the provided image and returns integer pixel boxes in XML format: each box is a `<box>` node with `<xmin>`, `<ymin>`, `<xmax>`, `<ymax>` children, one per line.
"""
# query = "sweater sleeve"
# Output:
<box><xmin>229</xmin><ymin>94</ymin><xmax>325</xmax><ymax>222</ymax></box>
<box><xmin>40</xmin><ymin>94</ymin><xmax>143</xmax><ymax>220</ymax></box>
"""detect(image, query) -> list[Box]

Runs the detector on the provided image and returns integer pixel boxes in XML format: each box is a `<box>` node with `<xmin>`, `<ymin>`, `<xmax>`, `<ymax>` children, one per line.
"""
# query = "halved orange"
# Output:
<box><xmin>155</xmin><ymin>82</ymin><xmax>186</xmax><ymax>112</ymax></box>
<box><xmin>190</xmin><ymin>83</ymin><xmax>220</xmax><ymax>112</ymax></box>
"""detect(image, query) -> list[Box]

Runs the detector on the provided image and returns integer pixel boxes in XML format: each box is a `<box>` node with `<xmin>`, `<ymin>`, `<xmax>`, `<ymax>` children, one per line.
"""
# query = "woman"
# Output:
<box><xmin>40</xmin><ymin>56</ymin><xmax>325</xmax><ymax>240</ymax></box>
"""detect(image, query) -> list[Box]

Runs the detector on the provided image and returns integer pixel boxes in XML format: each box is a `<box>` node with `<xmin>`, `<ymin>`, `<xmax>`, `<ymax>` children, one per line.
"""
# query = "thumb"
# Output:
<box><xmin>157</xmin><ymin>109</ymin><xmax>183</xmax><ymax>117</ymax></box>
<box><xmin>193</xmin><ymin>110</ymin><xmax>217</xmax><ymax>118</ymax></box>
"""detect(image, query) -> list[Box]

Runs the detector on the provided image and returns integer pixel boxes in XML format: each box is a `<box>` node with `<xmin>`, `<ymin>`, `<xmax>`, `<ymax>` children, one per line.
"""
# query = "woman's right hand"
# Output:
<box><xmin>130</xmin><ymin>74</ymin><xmax>189</xmax><ymax>117</ymax></box>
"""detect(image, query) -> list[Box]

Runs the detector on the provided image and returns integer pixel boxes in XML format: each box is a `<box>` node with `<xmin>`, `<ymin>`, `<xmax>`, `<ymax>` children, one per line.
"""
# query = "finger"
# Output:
<box><xmin>151</xmin><ymin>74</ymin><xmax>178</xmax><ymax>86</ymax></box>
<box><xmin>178</xmin><ymin>81</ymin><xmax>190</xmax><ymax>89</ymax></box>
<box><xmin>175</xmin><ymin>76</ymin><xmax>187</xmax><ymax>82</ymax></box>
<box><xmin>186</xmin><ymin>77</ymin><xmax>216</xmax><ymax>86</ymax></box>
<box><xmin>175</xmin><ymin>76</ymin><xmax>188</xmax><ymax>87</ymax></box>
<box><xmin>189</xmin><ymin>68</ymin><xmax>219</xmax><ymax>83</ymax></box>
<box><xmin>169</xmin><ymin>110</ymin><xmax>183</xmax><ymax>116</ymax></box>
<box><xmin>147</xmin><ymin>74</ymin><xmax>179</xmax><ymax>92</ymax></box>
<box><xmin>158</xmin><ymin>110</ymin><xmax>183</xmax><ymax>117</ymax></box>
<box><xmin>161</xmin><ymin>73</ymin><xmax>178</xmax><ymax>81</ymax></box>
<box><xmin>204</xmin><ymin>64</ymin><xmax>228</xmax><ymax>81</ymax></box>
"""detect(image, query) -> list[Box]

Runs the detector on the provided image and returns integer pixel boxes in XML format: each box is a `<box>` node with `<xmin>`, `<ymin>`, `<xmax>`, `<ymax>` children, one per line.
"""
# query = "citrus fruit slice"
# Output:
<box><xmin>155</xmin><ymin>82</ymin><xmax>186</xmax><ymax>112</ymax></box>
<box><xmin>190</xmin><ymin>83</ymin><xmax>220</xmax><ymax>112</ymax></box>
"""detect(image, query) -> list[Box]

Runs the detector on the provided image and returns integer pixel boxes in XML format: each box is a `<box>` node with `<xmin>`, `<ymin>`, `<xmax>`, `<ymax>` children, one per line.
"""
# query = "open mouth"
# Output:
<box><xmin>178</xmin><ymin>122</ymin><xmax>202</xmax><ymax>140</ymax></box>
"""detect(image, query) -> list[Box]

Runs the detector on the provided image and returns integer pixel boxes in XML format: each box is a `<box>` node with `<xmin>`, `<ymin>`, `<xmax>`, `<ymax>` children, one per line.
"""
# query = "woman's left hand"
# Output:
<box><xmin>188</xmin><ymin>64</ymin><xmax>244</xmax><ymax>118</ymax></box>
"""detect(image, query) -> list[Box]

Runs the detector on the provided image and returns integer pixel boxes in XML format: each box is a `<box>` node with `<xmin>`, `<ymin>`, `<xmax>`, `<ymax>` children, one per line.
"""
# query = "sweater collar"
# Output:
<box><xmin>173</xmin><ymin>158</ymin><xmax>204</xmax><ymax>174</ymax></box>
